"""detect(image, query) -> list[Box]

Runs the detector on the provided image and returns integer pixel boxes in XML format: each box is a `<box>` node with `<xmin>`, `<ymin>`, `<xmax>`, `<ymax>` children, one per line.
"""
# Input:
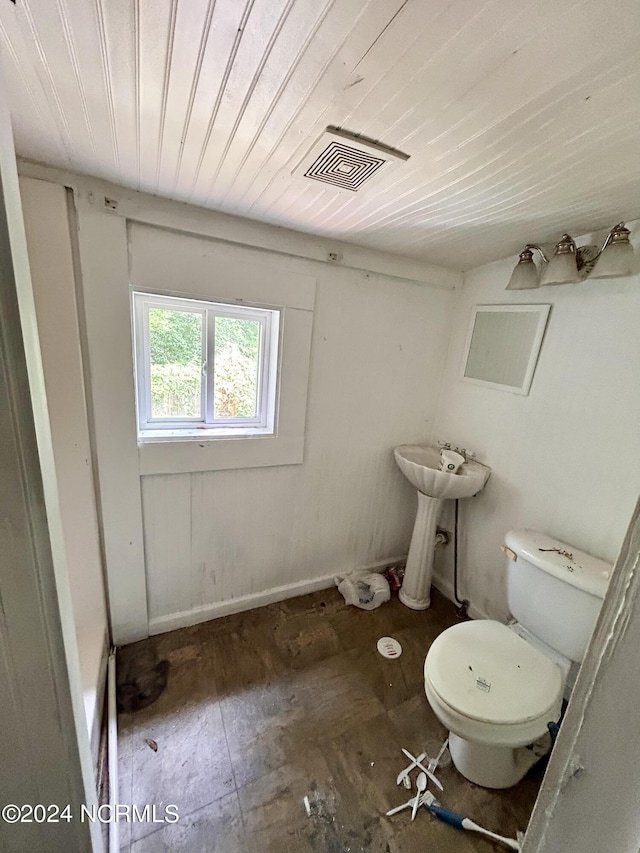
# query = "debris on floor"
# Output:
<box><xmin>301</xmin><ymin>788</ymin><xmax>338</xmax><ymax>821</ymax></box>
<box><xmin>116</xmin><ymin>644</ymin><xmax>169</xmax><ymax>713</ymax></box>
<box><xmin>421</xmin><ymin>790</ymin><xmax>521</xmax><ymax>851</ymax></box>
<box><xmin>118</xmin><ymin>587</ymin><xmax>541</xmax><ymax>851</ymax></box>
<box><xmin>387</xmin><ymin>739</ymin><xmax>523</xmax><ymax>850</ymax></box>
<box><xmin>386</xmin><ymin>789</ymin><xmax>425</xmax><ymax>817</ymax></box>
<box><xmin>397</xmin><ymin>747</ymin><xmax>443</xmax><ymax>791</ymax></box>
<box><xmin>383</xmin><ymin>563</ymin><xmax>405</xmax><ymax>595</ymax></box>
<box><xmin>144</xmin><ymin>738</ymin><xmax>158</xmax><ymax>752</ymax></box>
<box><xmin>335</xmin><ymin>571</ymin><xmax>390</xmax><ymax>610</ymax></box>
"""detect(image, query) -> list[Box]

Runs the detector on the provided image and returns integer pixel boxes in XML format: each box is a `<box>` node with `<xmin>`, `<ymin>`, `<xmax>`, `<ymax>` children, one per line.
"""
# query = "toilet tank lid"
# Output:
<box><xmin>505</xmin><ymin>529</ymin><xmax>612</xmax><ymax>600</ymax></box>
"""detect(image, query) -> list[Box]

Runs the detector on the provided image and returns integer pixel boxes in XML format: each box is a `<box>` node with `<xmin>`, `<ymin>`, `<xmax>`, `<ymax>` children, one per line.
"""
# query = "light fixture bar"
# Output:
<box><xmin>507</xmin><ymin>222</ymin><xmax>635</xmax><ymax>290</ymax></box>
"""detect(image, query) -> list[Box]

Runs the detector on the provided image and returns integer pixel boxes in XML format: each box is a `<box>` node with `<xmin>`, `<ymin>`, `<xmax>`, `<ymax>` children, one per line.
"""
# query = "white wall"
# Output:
<box><xmin>432</xmin><ymin>227</ymin><xmax>640</xmax><ymax>620</ymax></box>
<box><xmin>1</xmin><ymin>93</ymin><xmax>100</xmax><ymax>852</ymax></box>
<box><xmin>142</xmin><ymin>257</ymin><xmax>455</xmax><ymax>631</ymax></box>
<box><xmin>23</xmin><ymin>164</ymin><xmax>639</xmax><ymax>646</ymax></box>
<box><xmin>17</xmin><ymin>165</ymin><xmax>459</xmax><ymax>642</ymax></box>
<box><xmin>19</xmin><ymin>177</ymin><xmax>109</xmax><ymax>758</ymax></box>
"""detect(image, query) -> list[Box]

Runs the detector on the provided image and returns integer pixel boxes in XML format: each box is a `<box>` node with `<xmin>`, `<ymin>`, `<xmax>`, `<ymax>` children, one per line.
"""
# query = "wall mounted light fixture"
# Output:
<box><xmin>506</xmin><ymin>222</ymin><xmax>635</xmax><ymax>290</ymax></box>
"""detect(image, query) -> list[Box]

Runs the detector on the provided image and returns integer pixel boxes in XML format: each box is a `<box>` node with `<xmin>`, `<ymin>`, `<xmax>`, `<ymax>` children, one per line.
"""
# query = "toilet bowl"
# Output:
<box><xmin>424</xmin><ymin>620</ymin><xmax>564</xmax><ymax>788</ymax></box>
<box><xmin>423</xmin><ymin>529</ymin><xmax>611</xmax><ymax>788</ymax></box>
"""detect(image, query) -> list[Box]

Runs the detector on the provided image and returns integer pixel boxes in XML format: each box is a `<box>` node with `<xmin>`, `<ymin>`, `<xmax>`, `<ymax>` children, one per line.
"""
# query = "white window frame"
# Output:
<box><xmin>132</xmin><ymin>291</ymin><xmax>280</xmax><ymax>440</ymax></box>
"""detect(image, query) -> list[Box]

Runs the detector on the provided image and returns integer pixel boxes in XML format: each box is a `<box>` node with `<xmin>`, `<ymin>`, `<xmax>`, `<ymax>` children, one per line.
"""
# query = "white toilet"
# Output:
<box><xmin>424</xmin><ymin>529</ymin><xmax>612</xmax><ymax>789</ymax></box>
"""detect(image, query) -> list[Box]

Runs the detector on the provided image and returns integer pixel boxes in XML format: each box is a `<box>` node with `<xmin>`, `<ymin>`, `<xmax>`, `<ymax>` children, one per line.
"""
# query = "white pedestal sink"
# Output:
<box><xmin>394</xmin><ymin>445</ymin><xmax>491</xmax><ymax>610</ymax></box>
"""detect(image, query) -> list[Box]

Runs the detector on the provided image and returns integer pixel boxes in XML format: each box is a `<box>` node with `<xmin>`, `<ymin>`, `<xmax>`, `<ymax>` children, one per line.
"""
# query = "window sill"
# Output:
<box><xmin>138</xmin><ymin>426</ymin><xmax>274</xmax><ymax>442</ymax></box>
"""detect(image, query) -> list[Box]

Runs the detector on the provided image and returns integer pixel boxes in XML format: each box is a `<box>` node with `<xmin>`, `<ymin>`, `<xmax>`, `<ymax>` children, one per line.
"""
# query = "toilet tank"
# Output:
<box><xmin>505</xmin><ymin>529</ymin><xmax>612</xmax><ymax>662</ymax></box>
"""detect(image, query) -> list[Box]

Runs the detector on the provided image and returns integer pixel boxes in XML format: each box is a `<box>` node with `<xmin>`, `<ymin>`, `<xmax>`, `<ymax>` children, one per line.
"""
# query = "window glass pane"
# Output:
<box><xmin>214</xmin><ymin>316</ymin><xmax>260</xmax><ymax>418</ymax></box>
<box><xmin>148</xmin><ymin>308</ymin><xmax>202</xmax><ymax>418</ymax></box>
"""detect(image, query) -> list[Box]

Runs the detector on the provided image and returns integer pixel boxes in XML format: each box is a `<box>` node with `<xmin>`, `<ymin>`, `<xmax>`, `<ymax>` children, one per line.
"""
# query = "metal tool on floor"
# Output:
<box><xmin>397</xmin><ymin>747</ymin><xmax>444</xmax><ymax>791</ymax></box>
<box><xmin>421</xmin><ymin>790</ymin><xmax>521</xmax><ymax>851</ymax></box>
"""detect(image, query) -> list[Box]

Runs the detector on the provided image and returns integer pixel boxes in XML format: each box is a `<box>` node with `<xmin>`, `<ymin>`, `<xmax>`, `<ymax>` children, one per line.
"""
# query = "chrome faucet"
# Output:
<box><xmin>437</xmin><ymin>440</ymin><xmax>476</xmax><ymax>461</ymax></box>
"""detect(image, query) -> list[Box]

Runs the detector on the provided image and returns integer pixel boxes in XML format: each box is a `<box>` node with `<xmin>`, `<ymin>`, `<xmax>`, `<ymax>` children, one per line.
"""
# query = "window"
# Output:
<box><xmin>132</xmin><ymin>292</ymin><xmax>279</xmax><ymax>439</ymax></box>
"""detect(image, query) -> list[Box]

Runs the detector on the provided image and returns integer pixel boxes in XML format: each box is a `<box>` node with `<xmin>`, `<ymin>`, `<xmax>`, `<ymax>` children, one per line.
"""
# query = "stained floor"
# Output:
<box><xmin>117</xmin><ymin>588</ymin><xmax>543</xmax><ymax>852</ymax></box>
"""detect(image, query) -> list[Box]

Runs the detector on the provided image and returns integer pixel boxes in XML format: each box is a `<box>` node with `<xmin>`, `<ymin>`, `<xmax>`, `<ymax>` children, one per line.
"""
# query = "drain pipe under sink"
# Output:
<box><xmin>452</xmin><ymin>499</ymin><xmax>469</xmax><ymax>620</ymax></box>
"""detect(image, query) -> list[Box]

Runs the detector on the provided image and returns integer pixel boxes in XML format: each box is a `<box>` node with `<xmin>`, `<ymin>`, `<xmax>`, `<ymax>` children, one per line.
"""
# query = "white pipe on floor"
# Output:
<box><xmin>107</xmin><ymin>650</ymin><xmax>119</xmax><ymax>853</ymax></box>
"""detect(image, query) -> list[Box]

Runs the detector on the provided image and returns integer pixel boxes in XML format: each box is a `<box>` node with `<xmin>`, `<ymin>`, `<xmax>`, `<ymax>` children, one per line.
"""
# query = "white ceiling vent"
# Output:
<box><xmin>293</xmin><ymin>127</ymin><xmax>409</xmax><ymax>193</ymax></box>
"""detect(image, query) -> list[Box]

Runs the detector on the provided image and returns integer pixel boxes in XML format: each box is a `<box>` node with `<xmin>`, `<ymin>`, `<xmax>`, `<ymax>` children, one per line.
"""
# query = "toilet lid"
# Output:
<box><xmin>425</xmin><ymin>621</ymin><xmax>563</xmax><ymax>725</ymax></box>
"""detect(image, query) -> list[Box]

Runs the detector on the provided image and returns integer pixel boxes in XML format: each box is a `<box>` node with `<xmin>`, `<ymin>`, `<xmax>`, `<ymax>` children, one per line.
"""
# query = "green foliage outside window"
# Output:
<box><xmin>149</xmin><ymin>308</ymin><xmax>201</xmax><ymax>418</ymax></box>
<box><xmin>149</xmin><ymin>308</ymin><xmax>202</xmax><ymax>366</ymax></box>
<box><xmin>148</xmin><ymin>307</ymin><xmax>260</xmax><ymax>420</ymax></box>
<box><xmin>214</xmin><ymin>317</ymin><xmax>259</xmax><ymax>418</ymax></box>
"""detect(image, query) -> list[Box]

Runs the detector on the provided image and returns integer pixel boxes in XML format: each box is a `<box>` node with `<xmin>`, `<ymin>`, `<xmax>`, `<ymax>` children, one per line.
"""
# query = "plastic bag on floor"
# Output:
<box><xmin>335</xmin><ymin>571</ymin><xmax>391</xmax><ymax>610</ymax></box>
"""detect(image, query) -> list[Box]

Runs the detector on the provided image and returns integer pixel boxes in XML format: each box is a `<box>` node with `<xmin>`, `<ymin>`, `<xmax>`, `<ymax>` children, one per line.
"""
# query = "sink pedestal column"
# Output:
<box><xmin>399</xmin><ymin>493</ymin><xmax>443</xmax><ymax>610</ymax></box>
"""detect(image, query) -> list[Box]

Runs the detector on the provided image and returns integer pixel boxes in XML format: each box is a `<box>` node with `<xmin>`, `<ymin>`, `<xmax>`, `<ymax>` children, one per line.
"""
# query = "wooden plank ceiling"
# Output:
<box><xmin>1</xmin><ymin>0</ymin><xmax>639</xmax><ymax>270</ymax></box>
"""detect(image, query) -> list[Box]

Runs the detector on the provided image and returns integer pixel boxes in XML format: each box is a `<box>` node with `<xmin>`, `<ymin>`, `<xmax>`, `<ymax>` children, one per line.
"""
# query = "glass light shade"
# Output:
<box><xmin>506</xmin><ymin>260</ymin><xmax>539</xmax><ymax>290</ymax></box>
<box><xmin>590</xmin><ymin>239</ymin><xmax>635</xmax><ymax>280</ymax></box>
<box><xmin>506</xmin><ymin>249</ymin><xmax>539</xmax><ymax>290</ymax></box>
<box><xmin>540</xmin><ymin>242</ymin><xmax>579</xmax><ymax>286</ymax></box>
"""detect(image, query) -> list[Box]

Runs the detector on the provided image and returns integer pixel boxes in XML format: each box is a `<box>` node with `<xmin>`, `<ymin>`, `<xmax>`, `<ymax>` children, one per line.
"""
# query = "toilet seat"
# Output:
<box><xmin>424</xmin><ymin>621</ymin><xmax>563</xmax><ymax>747</ymax></box>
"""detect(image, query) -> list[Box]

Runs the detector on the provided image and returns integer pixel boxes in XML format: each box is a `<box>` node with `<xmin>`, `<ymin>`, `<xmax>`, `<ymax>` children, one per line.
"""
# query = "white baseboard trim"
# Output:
<box><xmin>107</xmin><ymin>650</ymin><xmax>119</xmax><ymax>853</ymax></box>
<box><xmin>90</xmin><ymin>633</ymin><xmax>109</xmax><ymax>768</ymax></box>
<box><xmin>431</xmin><ymin>573</ymin><xmax>491</xmax><ymax>621</ymax></box>
<box><xmin>148</xmin><ymin>555</ymin><xmax>407</xmax><ymax>636</ymax></box>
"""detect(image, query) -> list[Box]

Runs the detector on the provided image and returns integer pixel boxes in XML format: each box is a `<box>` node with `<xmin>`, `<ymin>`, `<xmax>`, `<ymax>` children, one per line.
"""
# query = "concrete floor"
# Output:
<box><xmin>117</xmin><ymin>588</ymin><xmax>543</xmax><ymax>852</ymax></box>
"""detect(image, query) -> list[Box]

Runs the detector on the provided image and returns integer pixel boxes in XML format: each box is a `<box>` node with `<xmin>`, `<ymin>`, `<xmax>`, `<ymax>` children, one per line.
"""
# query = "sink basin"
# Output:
<box><xmin>394</xmin><ymin>445</ymin><xmax>491</xmax><ymax>499</ymax></box>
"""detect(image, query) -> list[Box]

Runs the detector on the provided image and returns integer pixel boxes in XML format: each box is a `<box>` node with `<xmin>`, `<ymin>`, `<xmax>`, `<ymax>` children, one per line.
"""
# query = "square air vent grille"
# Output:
<box><xmin>304</xmin><ymin>141</ymin><xmax>386</xmax><ymax>191</ymax></box>
<box><xmin>293</xmin><ymin>127</ymin><xmax>409</xmax><ymax>193</ymax></box>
